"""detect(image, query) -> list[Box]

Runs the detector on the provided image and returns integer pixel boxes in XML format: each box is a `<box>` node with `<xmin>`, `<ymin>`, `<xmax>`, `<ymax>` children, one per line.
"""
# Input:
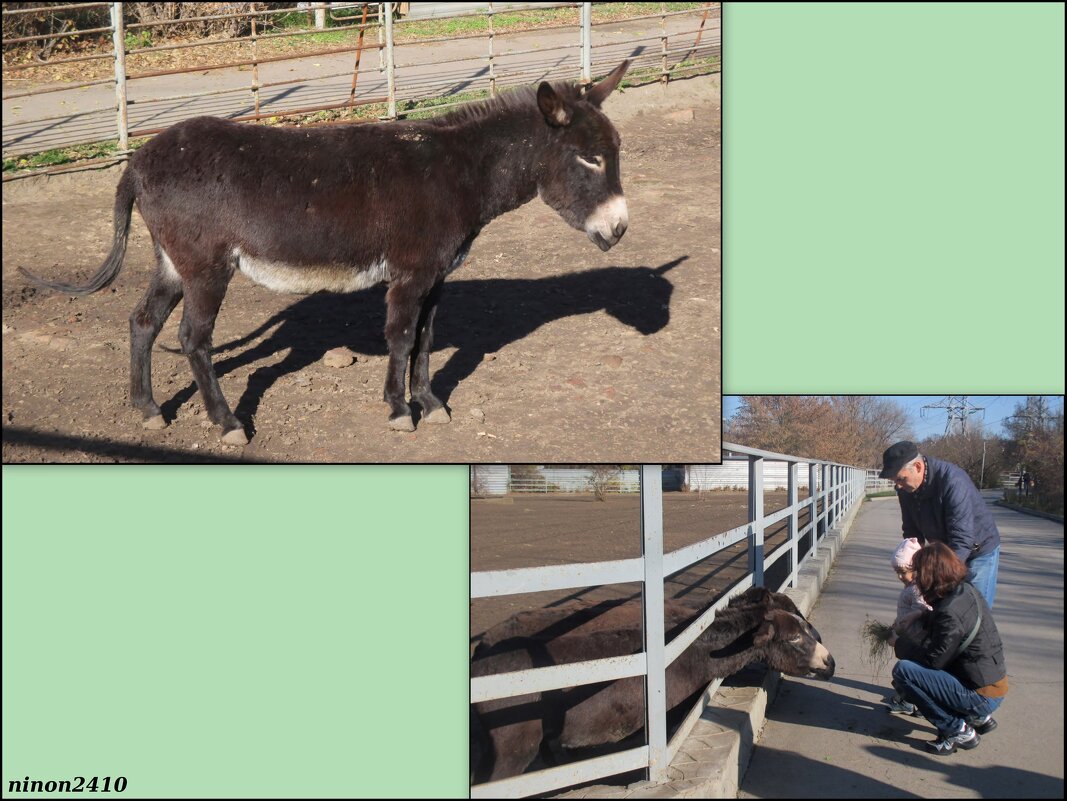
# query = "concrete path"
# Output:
<box><xmin>2</xmin><ymin>13</ymin><xmax>719</xmax><ymax>155</ymax></box>
<box><xmin>739</xmin><ymin>496</ymin><xmax>1065</xmax><ymax>798</ymax></box>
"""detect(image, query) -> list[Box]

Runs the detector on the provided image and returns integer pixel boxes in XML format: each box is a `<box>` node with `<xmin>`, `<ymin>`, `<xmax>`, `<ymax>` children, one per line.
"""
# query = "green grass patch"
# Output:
<box><xmin>865</xmin><ymin>490</ymin><xmax>897</xmax><ymax>500</ymax></box>
<box><xmin>268</xmin><ymin>3</ymin><xmax>709</xmax><ymax>48</ymax></box>
<box><xmin>2</xmin><ymin>138</ymin><xmax>147</xmax><ymax>174</ymax></box>
<box><xmin>1001</xmin><ymin>491</ymin><xmax>1064</xmax><ymax>517</ymax></box>
<box><xmin>620</xmin><ymin>55</ymin><xmax>720</xmax><ymax>88</ymax></box>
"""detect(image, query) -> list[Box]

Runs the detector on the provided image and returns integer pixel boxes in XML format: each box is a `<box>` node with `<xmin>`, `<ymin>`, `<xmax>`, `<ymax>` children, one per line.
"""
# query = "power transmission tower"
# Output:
<box><xmin>921</xmin><ymin>396</ymin><xmax>985</xmax><ymax>436</ymax></box>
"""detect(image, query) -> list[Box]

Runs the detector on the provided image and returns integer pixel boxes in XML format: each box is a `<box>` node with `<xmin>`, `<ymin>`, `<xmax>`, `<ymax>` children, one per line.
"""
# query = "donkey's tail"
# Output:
<box><xmin>19</xmin><ymin>168</ymin><xmax>137</xmax><ymax>297</ymax></box>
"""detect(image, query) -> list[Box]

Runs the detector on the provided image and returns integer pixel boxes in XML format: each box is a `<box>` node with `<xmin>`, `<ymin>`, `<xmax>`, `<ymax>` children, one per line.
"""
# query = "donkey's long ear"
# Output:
<box><xmin>537</xmin><ymin>82</ymin><xmax>572</xmax><ymax>127</ymax></box>
<box><xmin>585</xmin><ymin>60</ymin><xmax>630</xmax><ymax>107</ymax></box>
<box><xmin>752</xmin><ymin>617</ymin><xmax>776</xmax><ymax>648</ymax></box>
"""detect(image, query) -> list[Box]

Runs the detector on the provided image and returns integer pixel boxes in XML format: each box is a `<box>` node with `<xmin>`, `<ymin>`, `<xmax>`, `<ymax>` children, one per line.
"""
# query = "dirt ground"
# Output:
<box><xmin>470</xmin><ymin>489</ymin><xmax>821</xmax><ymax>646</ymax></box>
<box><xmin>1</xmin><ymin>75</ymin><xmax>720</xmax><ymax>463</ymax></box>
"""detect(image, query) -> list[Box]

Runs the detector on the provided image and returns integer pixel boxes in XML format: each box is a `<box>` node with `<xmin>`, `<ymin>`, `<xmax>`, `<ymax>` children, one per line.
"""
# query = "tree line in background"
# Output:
<box><xmin>727</xmin><ymin>396</ymin><xmax>1063</xmax><ymax>515</ymax></box>
<box><xmin>995</xmin><ymin>396</ymin><xmax>1063</xmax><ymax>515</ymax></box>
<box><xmin>726</xmin><ymin>396</ymin><xmax>911</xmax><ymax>468</ymax></box>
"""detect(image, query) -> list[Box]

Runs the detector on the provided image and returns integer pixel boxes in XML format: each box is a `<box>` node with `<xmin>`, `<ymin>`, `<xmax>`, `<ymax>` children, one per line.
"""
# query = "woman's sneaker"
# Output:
<box><xmin>885</xmin><ymin>696</ymin><xmax>918</xmax><ymax>715</ymax></box>
<box><xmin>927</xmin><ymin>722</ymin><xmax>980</xmax><ymax>755</ymax></box>
<box><xmin>968</xmin><ymin>713</ymin><xmax>997</xmax><ymax>734</ymax></box>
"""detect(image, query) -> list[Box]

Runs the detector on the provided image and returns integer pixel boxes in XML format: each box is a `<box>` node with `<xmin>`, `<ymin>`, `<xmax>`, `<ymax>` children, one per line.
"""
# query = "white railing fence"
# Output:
<box><xmin>470</xmin><ymin>445</ymin><xmax>866</xmax><ymax>798</ymax></box>
<box><xmin>865</xmin><ymin>469</ymin><xmax>895</xmax><ymax>493</ymax></box>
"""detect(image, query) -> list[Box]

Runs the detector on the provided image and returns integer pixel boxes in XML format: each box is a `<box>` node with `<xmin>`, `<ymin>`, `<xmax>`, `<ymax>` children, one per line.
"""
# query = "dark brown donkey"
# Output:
<box><xmin>21</xmin><ymin>62</ymin><xmax>631</xmax><ymax>444</ymax></box>
<box><xmin>470</xmin><ymin>588</ymin><xmax>836</xmax><ymax>783</ymax></box>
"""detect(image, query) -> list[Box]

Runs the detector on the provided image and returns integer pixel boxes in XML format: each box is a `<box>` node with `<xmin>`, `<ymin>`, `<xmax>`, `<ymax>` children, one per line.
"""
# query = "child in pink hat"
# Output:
<box><xmin>885</xmin><ymin>537</ymin><xmax>933</xmax><ymax>714</ymax></box>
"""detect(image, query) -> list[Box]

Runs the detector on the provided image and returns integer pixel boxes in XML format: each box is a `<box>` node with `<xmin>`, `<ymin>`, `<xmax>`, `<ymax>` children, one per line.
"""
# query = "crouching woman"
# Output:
<box><xmin>890</xmin><ymin>541</ymin><xmax>1008</xmax><ymax>755</ymax></box>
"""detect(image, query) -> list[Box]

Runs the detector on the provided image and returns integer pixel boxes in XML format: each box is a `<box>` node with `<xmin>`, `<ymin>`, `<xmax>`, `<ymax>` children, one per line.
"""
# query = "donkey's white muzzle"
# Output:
<box><xmin>585</xmin><ymin>195</ymin><xmax>629</xmax><ymax>251</ymax></box>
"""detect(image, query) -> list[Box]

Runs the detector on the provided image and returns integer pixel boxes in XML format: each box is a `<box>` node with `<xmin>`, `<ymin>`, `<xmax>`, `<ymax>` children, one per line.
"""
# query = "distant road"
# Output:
<box><xmin>2</xmin><ymin>14</ymin><xmax>719</xmax><ymax>155</ymax></box>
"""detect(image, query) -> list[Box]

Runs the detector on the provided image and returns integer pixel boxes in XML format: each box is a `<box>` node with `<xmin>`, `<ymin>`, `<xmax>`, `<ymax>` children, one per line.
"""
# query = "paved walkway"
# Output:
<box><xmin>739</xmin><ymin>495</ymin><xmax>1065</xmax><ymax>798</ymax></box>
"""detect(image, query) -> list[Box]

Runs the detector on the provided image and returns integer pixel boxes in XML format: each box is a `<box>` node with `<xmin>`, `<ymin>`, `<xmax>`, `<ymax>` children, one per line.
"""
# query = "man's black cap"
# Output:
<box><xmin>880</xmin><ymin>441</ymin><xmax>919</xmax><ymax>479</ymax></box>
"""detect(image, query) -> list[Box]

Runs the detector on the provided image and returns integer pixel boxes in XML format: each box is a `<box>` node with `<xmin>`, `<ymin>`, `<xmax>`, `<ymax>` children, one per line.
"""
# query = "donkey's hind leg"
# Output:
<box><xmin>383</xmin><ymin>277</ymin><xmax>435</xmax><ymax>431</ymax></box>
<box><xmin>177</xmin><ymin>266</ymin><xmax>246</xmax><ymax>445</ymax></box>
<box><xmin>409</xmin><ymin>280</ymin><xmax>450</xmax><ymax>425</ymax></box>
<box><xmin>130</xmin><ymin>266</ymin><xmax>184</xmax><ymax>429</ymax></box>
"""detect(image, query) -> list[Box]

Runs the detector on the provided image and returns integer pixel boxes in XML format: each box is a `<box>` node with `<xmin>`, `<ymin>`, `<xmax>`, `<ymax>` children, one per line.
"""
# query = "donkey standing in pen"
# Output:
<box><xmin>22</xmin><ymin>61</ymin><xmax>631</xmax><ymax>444</ymax></box>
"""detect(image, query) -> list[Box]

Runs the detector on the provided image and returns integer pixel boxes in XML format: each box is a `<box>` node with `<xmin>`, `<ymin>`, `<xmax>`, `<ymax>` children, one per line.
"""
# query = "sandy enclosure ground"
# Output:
<box><xmin>470</xmin><ymin>488</ymin><xmax>820</xmax><ymax>647</ymax></box>
<box><xmin>2</xmin><ymin>75</ymin><xmax>720</xmax><ymax>463</ymax></box>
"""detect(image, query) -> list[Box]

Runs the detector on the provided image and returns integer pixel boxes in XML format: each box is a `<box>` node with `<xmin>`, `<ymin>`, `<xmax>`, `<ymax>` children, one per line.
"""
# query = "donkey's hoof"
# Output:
<box><xmin>221</xmin><ymin>427</ymin><xmax>249</xmax><ymax>446</ymax></box>
<box><xmin>389</xmin><ymin>415</ymin><xmax>415</xmax><ymax>432</ymax></box>
<box><xmin>142</xmin><ymin>414</ymin><xmax>167</xmax><ymax>430</ymax></box>
<box><xmin>423</xmin><ymin>407</ymin><xmax>451</xmax><ymax>425</ymax></box>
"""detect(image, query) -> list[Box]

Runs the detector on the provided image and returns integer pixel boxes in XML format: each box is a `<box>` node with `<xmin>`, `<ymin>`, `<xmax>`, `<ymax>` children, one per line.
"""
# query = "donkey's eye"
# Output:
<box><xmin>577</xmin><ymin>154</ymin><xmax>605</xmax><ymax>170</ymax></box>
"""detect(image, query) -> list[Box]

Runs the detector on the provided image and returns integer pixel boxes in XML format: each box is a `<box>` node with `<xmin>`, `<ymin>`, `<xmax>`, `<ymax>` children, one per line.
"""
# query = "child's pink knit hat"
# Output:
<box><xmin>892</xmin><ymin>537</ymin><xmax>923</xmax><ymax>571</ymax></box>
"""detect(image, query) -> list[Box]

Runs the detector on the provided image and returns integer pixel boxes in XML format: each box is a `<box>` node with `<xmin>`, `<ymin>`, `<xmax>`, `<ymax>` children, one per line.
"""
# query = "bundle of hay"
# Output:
<box><xmin>860</xmin><ymin>615</ymin><xmax>896</xmax><ymax>674</ymax></box>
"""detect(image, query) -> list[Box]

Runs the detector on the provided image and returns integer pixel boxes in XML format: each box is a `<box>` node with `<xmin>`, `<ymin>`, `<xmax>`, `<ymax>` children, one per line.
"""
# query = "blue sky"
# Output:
<box><xmin>722</xmin><ymin>396</ymin><xmax>1064</xmax><ymax>440</ymax></box>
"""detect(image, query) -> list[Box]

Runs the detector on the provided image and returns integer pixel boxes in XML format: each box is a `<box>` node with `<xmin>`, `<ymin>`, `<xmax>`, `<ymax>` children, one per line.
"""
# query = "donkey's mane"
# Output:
<box><xmin>428</xmin><ymin>81</ymin><xmax>583</xmax><ymax>128</ymax></box>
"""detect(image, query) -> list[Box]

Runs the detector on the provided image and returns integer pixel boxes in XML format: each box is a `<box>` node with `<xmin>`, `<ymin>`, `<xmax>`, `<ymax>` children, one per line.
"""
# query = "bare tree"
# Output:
<box><xmin>727</xmin><ymin>396</ymin><xmax>912</xmax><ymax>467</ymax></box>
<box><xmin>727</xmin><ymin>397</ymin><xmax>836</xmax><ymax>457</ymax></box>
<box><xmin>588</xmin><ymin>466</ymin><xmax>622</xmax><ymax>501</ymax></box>
<box><xmin>1003</xmin><ymin>398</ymin><xmax>1064</xmax><ymax>512</ymax></box>
<box><xmin>921</xmin><ymin>425</ymin><xmax>1009</xmax><ymax>489</ymax></box>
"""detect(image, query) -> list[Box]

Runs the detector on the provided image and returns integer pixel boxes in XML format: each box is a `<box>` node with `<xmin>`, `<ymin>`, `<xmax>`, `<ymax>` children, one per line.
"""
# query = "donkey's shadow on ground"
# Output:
<box><xmin>158</xmin><ymin>258</ymin><xmax>685</xmax><ymax>434</ymax></box>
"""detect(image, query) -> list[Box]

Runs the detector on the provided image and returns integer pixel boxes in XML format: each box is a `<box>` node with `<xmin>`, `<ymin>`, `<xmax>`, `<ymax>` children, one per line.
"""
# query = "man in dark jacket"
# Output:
<box><xmin>880</xmin><ymin>441</ymin><xmax>1002</xmax><ymax>606</ymax></box>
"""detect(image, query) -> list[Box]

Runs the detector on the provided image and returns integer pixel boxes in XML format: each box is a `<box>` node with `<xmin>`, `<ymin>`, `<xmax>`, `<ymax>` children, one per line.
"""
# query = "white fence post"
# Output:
<box><xmin>640</xmin><ymin>465</ymin><xmax>668</xmax><ymax>782</ymax></box>
<box><xmin>787</xmin><ymin>461</ymin><xmax>798</xmax><ymax>587</ymax></box>
<box><xmin>580</xmin><ymin>2</ymin><xmax>592</xmax><ymax>84</ymax></box>
<box><xmin>808</xmin><ymin>463</ymin><xmax>818</xmax><ymax>558</ymax></box>
<box><xmin>384</xmin><ymin>2</ymin><xmax>396</xmax><ymax>119</ymax></box>
<box><xmin>110</xmin><ymin>3</ymin><xmax>128</xmax><ymax>150</ymax></box>
<box><xmin>747</xmin><ymin>455</ymin><xmax>765</xmax><ymax>586</ymax></box>
<box><xmin>830</xmin><ymin>465</ymin><xmax>835</xmax><ymax>524</ymax></box>
<box><xmin>819</xmin><ymin>464</ymin><xmax>828</xmax><ymax>544</ymax></box>
<box><xmin>487</xmin><ymin>3</ymin><xmax>496</xmax><ymax>97</ymax></box>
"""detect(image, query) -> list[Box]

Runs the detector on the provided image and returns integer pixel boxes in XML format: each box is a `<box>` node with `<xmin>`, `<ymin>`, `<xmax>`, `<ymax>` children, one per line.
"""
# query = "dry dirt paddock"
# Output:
<box><xmin>470</xmin><ymin>488</ymin><xmax>821</xmax><ymax>647</ymax></box>
<box><xmin>2</xmin><ymin>75</ymin><xmax>720</xmax><ymax>463</ymax></box>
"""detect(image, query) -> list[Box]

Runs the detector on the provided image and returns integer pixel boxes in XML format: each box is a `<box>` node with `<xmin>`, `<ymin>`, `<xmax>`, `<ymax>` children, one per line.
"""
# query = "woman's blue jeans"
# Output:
<box><xmin>892</xmin><ymin>659</ymin><xmax>1004</xmax><ymax>736</ymax></box>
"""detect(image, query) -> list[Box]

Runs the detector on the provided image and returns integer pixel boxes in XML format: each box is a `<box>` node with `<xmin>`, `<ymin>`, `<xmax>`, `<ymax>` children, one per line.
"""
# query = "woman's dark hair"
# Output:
<box><xmin>913</xmin><ymin>542</ymin><xmax>969</xmax><ymax>603</ymax></box>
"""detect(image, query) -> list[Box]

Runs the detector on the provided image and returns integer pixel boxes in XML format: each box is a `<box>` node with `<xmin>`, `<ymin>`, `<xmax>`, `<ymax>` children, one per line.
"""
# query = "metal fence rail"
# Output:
<box><xmin>2</xmin><ymin>2</ymin><xmax>720</xmax><ymax>172</ymax></box>
<box><xmin>865</xmin><ymin>469</ymin><xmax>895</xmax><ymax>493</ymax></box>
<box><xmin>470</xmin><ymin>447</ymin><xmax>866</xmax><ymax>798</ymax></box>
<box><xmin>508</xmin><ymin>466</ymin><xmax>641</xmax><ymax>494</ymax></box>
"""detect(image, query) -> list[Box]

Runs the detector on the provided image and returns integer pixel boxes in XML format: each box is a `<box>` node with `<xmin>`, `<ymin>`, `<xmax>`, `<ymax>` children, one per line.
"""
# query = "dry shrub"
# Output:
<box><xmin>126</xmin><ymin>3</ymin><xmax>252</xmax><ymax>40</ymax></box>
<box><xmin>2</xmin><ymin>2</ymin><xmax>110</xmax><ymax>62</ymax></box>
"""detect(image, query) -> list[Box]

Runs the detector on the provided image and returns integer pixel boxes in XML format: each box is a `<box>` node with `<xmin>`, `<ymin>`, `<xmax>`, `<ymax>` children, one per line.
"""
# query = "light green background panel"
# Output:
<box><xmin>725</xmin><ymin>3</ymin><xmax>1065</xmax><ymax>392</ymax></box>
<box><xmin>1</xmin><ymin>466</ymin><xmax>469</xmax><ymax>798</ymax></box>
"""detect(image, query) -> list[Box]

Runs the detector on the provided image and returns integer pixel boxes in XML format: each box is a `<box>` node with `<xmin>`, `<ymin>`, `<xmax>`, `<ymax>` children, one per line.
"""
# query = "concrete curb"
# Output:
<box><xmin>993</xmin><ymin>500</ymin><xmax>1064</xmax><ymax>524</ymax></box>
<box><xmin>556</xmin><ymin>499</ymin><xmax>865</xmax><ymax>799</ymax></box>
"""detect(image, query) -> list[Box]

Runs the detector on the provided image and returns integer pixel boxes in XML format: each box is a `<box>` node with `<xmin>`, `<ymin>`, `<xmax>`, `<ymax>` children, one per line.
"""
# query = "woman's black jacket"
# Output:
<box><xmin>895</xmin><ymin>581</ymin><xmax>1006</xmax><ymax>690</ymax></box>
